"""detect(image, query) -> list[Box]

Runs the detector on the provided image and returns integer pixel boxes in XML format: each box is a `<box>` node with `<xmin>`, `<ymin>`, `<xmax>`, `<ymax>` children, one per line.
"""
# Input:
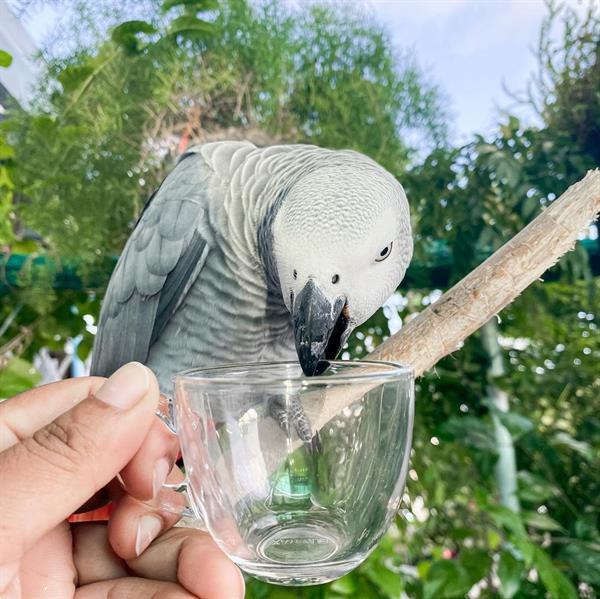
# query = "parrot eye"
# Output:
<box><xmin>375</xmin><ymin>242</ymin><xmax>393</xmax><ymax>262</ymax></box>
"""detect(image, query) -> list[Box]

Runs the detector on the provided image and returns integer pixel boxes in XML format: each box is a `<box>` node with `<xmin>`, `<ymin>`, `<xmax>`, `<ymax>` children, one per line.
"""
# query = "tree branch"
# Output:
<box><xmin>368</xmin><ymin>169</ymin><xmax>600</xmax><ymax>376</ymax></box>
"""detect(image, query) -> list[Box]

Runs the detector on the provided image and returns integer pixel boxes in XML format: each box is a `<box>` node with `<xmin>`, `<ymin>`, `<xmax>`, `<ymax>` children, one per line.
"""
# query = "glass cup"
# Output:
<box><xmin>158</xmin><ymin>360</ymin><xmax>414</xmax><ymax>586</ymax></box>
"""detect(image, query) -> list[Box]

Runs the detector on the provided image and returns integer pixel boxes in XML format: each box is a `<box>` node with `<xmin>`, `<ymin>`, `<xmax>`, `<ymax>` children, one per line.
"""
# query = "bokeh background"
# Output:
<box><xmin>0</xmin><ymin>1</ymin><xmax>598</xmax><ymax>597</ymax></box>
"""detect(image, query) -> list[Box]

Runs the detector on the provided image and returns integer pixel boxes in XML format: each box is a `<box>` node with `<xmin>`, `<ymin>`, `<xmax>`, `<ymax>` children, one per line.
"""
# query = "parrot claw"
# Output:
<box><xmin>308</xmin><ymin>430</ymin><xmax>322</xmax><ymax>455</ymax></box>
<box><xmin>268</xmin><ymin>396</ymin><xmax>318</xmax><ymax>451</ymax></box>
<box><xmin>269</xmin><ymin>399</ymin><xmax>291</xmax><ymax>434</ymax></box>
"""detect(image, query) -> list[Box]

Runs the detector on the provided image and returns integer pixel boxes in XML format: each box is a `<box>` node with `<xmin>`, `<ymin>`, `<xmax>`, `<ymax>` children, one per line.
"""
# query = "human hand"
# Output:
<box><xmin>0</xmin><ymin>362</ymin><xmax>245</xmax><ymax>598</ymax></box>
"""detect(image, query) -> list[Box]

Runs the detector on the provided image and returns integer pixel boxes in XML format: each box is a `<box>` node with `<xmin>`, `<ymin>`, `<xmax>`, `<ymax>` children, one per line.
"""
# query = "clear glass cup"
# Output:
<box><xmin>160</xmin><ymin>360</ymin><xmax>414</xmax><ymax>586</ymax></box>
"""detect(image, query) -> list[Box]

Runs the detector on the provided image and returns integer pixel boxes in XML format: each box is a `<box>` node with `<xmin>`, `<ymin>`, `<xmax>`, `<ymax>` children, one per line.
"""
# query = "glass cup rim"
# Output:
<box><xmin>173</xmin><ymin>359</ymin><xmax>414</xmax><ymax>386</ymax></box>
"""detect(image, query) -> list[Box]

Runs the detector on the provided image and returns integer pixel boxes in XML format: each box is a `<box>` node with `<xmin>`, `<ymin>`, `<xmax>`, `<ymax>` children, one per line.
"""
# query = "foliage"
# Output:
<box><xmin>0</xmin><ymin>52</ymin><xmax>16</xmax><ymax>246</ymax></box>
<box><xmin>0</xmin><ymin>356</ymin><xmax>41</xmax><ymax>399</ymax></box>
<box><xmin>4</xmin><ymin>0</ymin><xmax>217</xmax><ymax>264</ymax></box>
<box><xmin>1</xmin><ymin>1</ymin><xmax>599</xmax><ymax>598</ymax></box>
<box><xmin>529</xmin><ymin>0</ymin><xmax>600</xmax><ymax>166</ymax></box>
<box><xmin>4</xmin><ymin>0</ymin><xmax>446</xmax><ymax>266</ymax></box>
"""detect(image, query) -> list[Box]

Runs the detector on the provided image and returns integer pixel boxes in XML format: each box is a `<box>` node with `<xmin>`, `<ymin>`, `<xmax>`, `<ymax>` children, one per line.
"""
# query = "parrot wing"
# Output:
<box><xmin>90</xmin><ymin>151</ymin><xmax>211</xmax><ymax>377</ymax></box>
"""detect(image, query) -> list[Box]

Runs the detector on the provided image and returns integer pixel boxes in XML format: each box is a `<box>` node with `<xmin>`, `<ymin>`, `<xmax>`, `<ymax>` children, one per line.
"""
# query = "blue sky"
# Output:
<box><xmin>16</xmin><ymin>0</ymin><xmax>588</xmax><ymax>143</ymax></box>
<box><xmin>368</xmin><ymin>0</ymin><xmax>587</xmax><ymax>143</ymax></box>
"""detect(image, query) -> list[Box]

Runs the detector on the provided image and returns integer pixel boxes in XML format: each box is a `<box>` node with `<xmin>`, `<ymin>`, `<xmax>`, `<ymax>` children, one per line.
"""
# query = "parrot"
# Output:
<box><xmin>91</xmin><ymin>141</ymin><xmax>413</xmax><ymax>443</ymax></box>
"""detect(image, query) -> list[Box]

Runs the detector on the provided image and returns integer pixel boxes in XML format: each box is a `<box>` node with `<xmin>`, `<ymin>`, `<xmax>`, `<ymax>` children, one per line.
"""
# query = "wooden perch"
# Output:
<box><xmin>369</xmin><ymin>169</ymin><xmax>600</xmax><ymax>376</ymax></box>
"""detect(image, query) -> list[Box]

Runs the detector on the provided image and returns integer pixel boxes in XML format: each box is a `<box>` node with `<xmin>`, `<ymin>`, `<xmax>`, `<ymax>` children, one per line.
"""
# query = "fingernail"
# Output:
<box><xmin>95</xmin><ymin>362</ymin><xmax>150</xmax><ymax>409</ymax></box>
<box><xmin>135</xmin><ymin>514</ymin><xmax>162</xmax><ymax>556</ymax></box>
<box><xmin>152</xmin><ymin>457</ymin><xmax>171</xmax><ymax>498</ymax></box>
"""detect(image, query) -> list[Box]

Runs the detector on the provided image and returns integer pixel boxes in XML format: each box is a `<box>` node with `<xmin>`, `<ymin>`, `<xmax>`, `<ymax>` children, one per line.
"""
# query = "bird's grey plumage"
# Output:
<box><xmin>94</xmin><ymin>142</ymin><xmax>336</xmax><ymax>386</ymax></box>
<box><xmin>91</xmin><ymin>141</ymin><xmax>412</xmax><ymax>443</ymax></box>
<box><xmin>91</xmin><ymin>150</ymin><xmax>211</xmax><ymax>379</ymax></box>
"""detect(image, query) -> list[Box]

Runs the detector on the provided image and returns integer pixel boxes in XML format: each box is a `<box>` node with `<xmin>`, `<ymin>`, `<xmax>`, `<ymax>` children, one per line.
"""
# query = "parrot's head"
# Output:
<box><xmin>271</xmin><ymin>154</ymin><xmax>413</xmax><ymax>375</ymax></box>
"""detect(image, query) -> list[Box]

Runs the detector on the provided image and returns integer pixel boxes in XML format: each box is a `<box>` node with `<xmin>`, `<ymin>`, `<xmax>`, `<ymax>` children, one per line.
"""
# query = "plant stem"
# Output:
<box><xmin>481</xmin><ymin>318</ymin><xmax>520</xmax><ymax>512</ymax></box>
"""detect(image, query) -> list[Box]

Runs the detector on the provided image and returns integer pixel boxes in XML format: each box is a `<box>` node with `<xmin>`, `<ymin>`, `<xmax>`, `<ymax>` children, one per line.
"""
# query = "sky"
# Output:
<box><xmin>368</xmin><ymin>0</ymin><xmax>589</xmax><ymax>143</ymax></box>
<box><xmin>10</xmin><ymin>0</ymin><xmax>593</xmax><ymax>143</ymax></box>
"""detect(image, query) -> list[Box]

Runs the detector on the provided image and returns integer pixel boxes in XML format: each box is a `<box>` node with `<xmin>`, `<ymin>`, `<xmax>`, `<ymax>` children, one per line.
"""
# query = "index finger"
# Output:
<box><xmin>0</xmin><ymin>377</ymin><xmax>106</xmax><ymax>451</ymax></box>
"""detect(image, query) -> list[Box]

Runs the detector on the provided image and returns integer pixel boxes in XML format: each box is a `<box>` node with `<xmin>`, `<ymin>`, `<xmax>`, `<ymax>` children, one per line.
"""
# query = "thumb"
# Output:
<box><xmin>0</xmin><ymin>362</ymin><xmax>159</xmax><ymax>565</ymax></box>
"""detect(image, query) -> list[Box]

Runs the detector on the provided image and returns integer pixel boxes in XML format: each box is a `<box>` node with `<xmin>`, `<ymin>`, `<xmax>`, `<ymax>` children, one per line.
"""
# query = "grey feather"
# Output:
<box><xmin>151</xmin><ymin>231</ymin><xmax>207</xmax><ymax>345</ymax></box>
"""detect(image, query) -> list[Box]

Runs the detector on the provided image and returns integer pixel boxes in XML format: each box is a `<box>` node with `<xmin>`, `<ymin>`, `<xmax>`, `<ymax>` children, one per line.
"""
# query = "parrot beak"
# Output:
<box><xmin>292</xmin><ymin>279</ymin><xmax>349</xmax><ymax>376</ymax></box>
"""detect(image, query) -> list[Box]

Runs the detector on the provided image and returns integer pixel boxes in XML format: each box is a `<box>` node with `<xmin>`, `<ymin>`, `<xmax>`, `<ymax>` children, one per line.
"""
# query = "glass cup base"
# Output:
<box><xmin>235</xmin><ymin>555</ymin><xmax>367</xmax><ymax>586</ymax></box>
<box><xmin>231</xmin><ymin>512</ymin><xmax>371</xmax><ymax>585</ymax></box>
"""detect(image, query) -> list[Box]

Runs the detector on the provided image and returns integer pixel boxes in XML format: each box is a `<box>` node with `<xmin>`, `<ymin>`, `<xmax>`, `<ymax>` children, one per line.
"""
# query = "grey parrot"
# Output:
<box><xmin>91</xmin><ymin>141</ymin><xmax>412</xmax><ymax>440</ymax></box>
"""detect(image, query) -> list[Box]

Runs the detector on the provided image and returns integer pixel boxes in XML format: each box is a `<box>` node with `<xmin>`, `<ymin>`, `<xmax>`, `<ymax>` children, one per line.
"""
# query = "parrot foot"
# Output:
<box><xmin>268</xmin><ymin>396</ymin><xmax>320</xmax><ymax>453</ymax></box>
<box><xmin>269</xmin><ymin>398</ymin><xmax>291</xmax><ymax>434</ymax></box>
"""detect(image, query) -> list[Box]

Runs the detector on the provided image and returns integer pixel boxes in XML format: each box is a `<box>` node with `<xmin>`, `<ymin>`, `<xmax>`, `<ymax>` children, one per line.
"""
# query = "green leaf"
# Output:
<box><xmin>329</xmin><ymin>575</ymin><xmax>356</xmax><ymax>596</ymax></box>
<box><xmin>162</xmin><ymin>0</ymin><xmax>218</xmax><ymax>12</ymax></box>
<box><xmin>31</xmin><ymin>115</ymin><xmax>58</xmax><ymax>137</ymax></box>
<box><xmin>517</xmin><ymin>471</ymin><xmax>559</xmax><ymax>503</ymax></box>
<box><xmin>476</xmin><ymin>143</ymin><xmax>497</xmax><ymax>155</ymax></box>
<box><xmin>486</xmin><ymin>529</ymin><xmax>502</xmax><ymax>551</ymax></box>
<box><xmin>523</xmin><ymin>511</ymin><xmax>565</xmax><ymax>532</ymax></box>
<box><xmin>496</xmin><ymin>412</ymin><xmax>534</xmax><ymax>440</ymax></box>
<box><xmin>417</xmin><ymin>560</ymin><xmax>431</xmax><ymax>580</ymax></box>
<box><xmin>10</xmin><ymin>240</ymin><xmax>39</xmax><ymax>253</ymax></box>
<box><xmin>76</xmin><ymin>334</ymin><xmax>93</xmax><ymax>360</ymax></box>
<box><xmin>486</xmin><ymin>504</ymin><xmax>526</xmax><ymax>538</ymax></box>
<box><xmin>57</xmin><ymin>65</ymin><xmax>94</xmax><ymax>93</ymax></box>
<box><xmin>0</xmin><ymin>143</ymin><xmax>15</xmax><ymax>159</ymax></box>
<box><xmin>508</xmin><ymin>115</ymin><xmax>521</xmax><ymax>131</ymax></box>
<box><xmin>522</xmin><ymin>194</ymin><xmax>540</xmax><ymax>219</ymax></box>
<box><xmin>423</xmin><ymin>550</ymin><xmax>491</xmax><ymax>599</ymax></box>
<box><xmin>111</xmin><ymin>20</ymin><xmax>157</xmax><ymax>54</ymax></box>
<box><xmin>439</xmin><ymin>416</ymin><xmax>498</xmax><ymax>453</ymax></box>
<box><xmin>456</xmin><ymin>548</ymin><xmax>491</xmax><ymax>586</ymax></box>
<box><xmin>574</xmin><ymin>516</ymin><xmax>600</xmax><ymax>541</ymax></box>
<box><xmin>364</xmin><ymin>561</ymin><xmax>402</xmax><ymax>598</ymax></box>
<box><xmin>498</xmin><ymin>551</ymin><xmax>524</xmax><ymax>599</ymax></box>
<box><xmin>512</xmin><ymin>537</ymin><xmax>536</xmax><ymax>566</ymax></box>
<box><xmin>532</xmin><ymin>546</ymin><xmax>578</xmax><ymax>599</ymax></box>
<box><xmin>0</xmin><ymin>49</ymin><xmax>12</xmax><ymax>68</ymax></box>
<box><xmin>450</xmin><ymin>527</ymin><xmax>476</xmax><ymax>542</ymax></box>
<box><xmin>551</xmin><ymin>431</ymin><xmax>594</xmax><ymax>461</ymax></box>
<box><xmin>0</xmin><ymin>357</ymin><xmax>41</xmax><ymax>400</ymax></box>
<box><xmin>168</xmin><ymin>15</ymin><xmax>213</xmax><ymax>37</ymax></box>
<box><xmin>423</xmin><ymin>560</ymin><xmax>460</xmax><ymax>599</ymax></box>
<box><xmin>561</xmin><ymin>543</ymin><xmax>600</xmax><ymax>585</ymax></box>
<box><xmin>112</xmin><ymin>20</ymin><xmax>158</xmax><ymax>37</ymax></box>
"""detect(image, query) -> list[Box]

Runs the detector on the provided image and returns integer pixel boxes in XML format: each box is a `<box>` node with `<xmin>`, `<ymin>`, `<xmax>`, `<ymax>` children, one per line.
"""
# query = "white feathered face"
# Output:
<box><xmin>272</xmin><ymin>159</ymin><xmax>413</xmax><ymax>375</ymax></box>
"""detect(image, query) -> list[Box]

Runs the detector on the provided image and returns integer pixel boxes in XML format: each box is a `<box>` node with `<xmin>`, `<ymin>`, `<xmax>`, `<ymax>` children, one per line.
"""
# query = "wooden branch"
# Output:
<box><xmin>0</xmin><ymin>327</ymin><xmax>33</xmax><ymax>370</ymax></box>
<box><xmin>368</xmin><ymin>169</ymin><xmax>600</xmax><ymax>376</ymax></box>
